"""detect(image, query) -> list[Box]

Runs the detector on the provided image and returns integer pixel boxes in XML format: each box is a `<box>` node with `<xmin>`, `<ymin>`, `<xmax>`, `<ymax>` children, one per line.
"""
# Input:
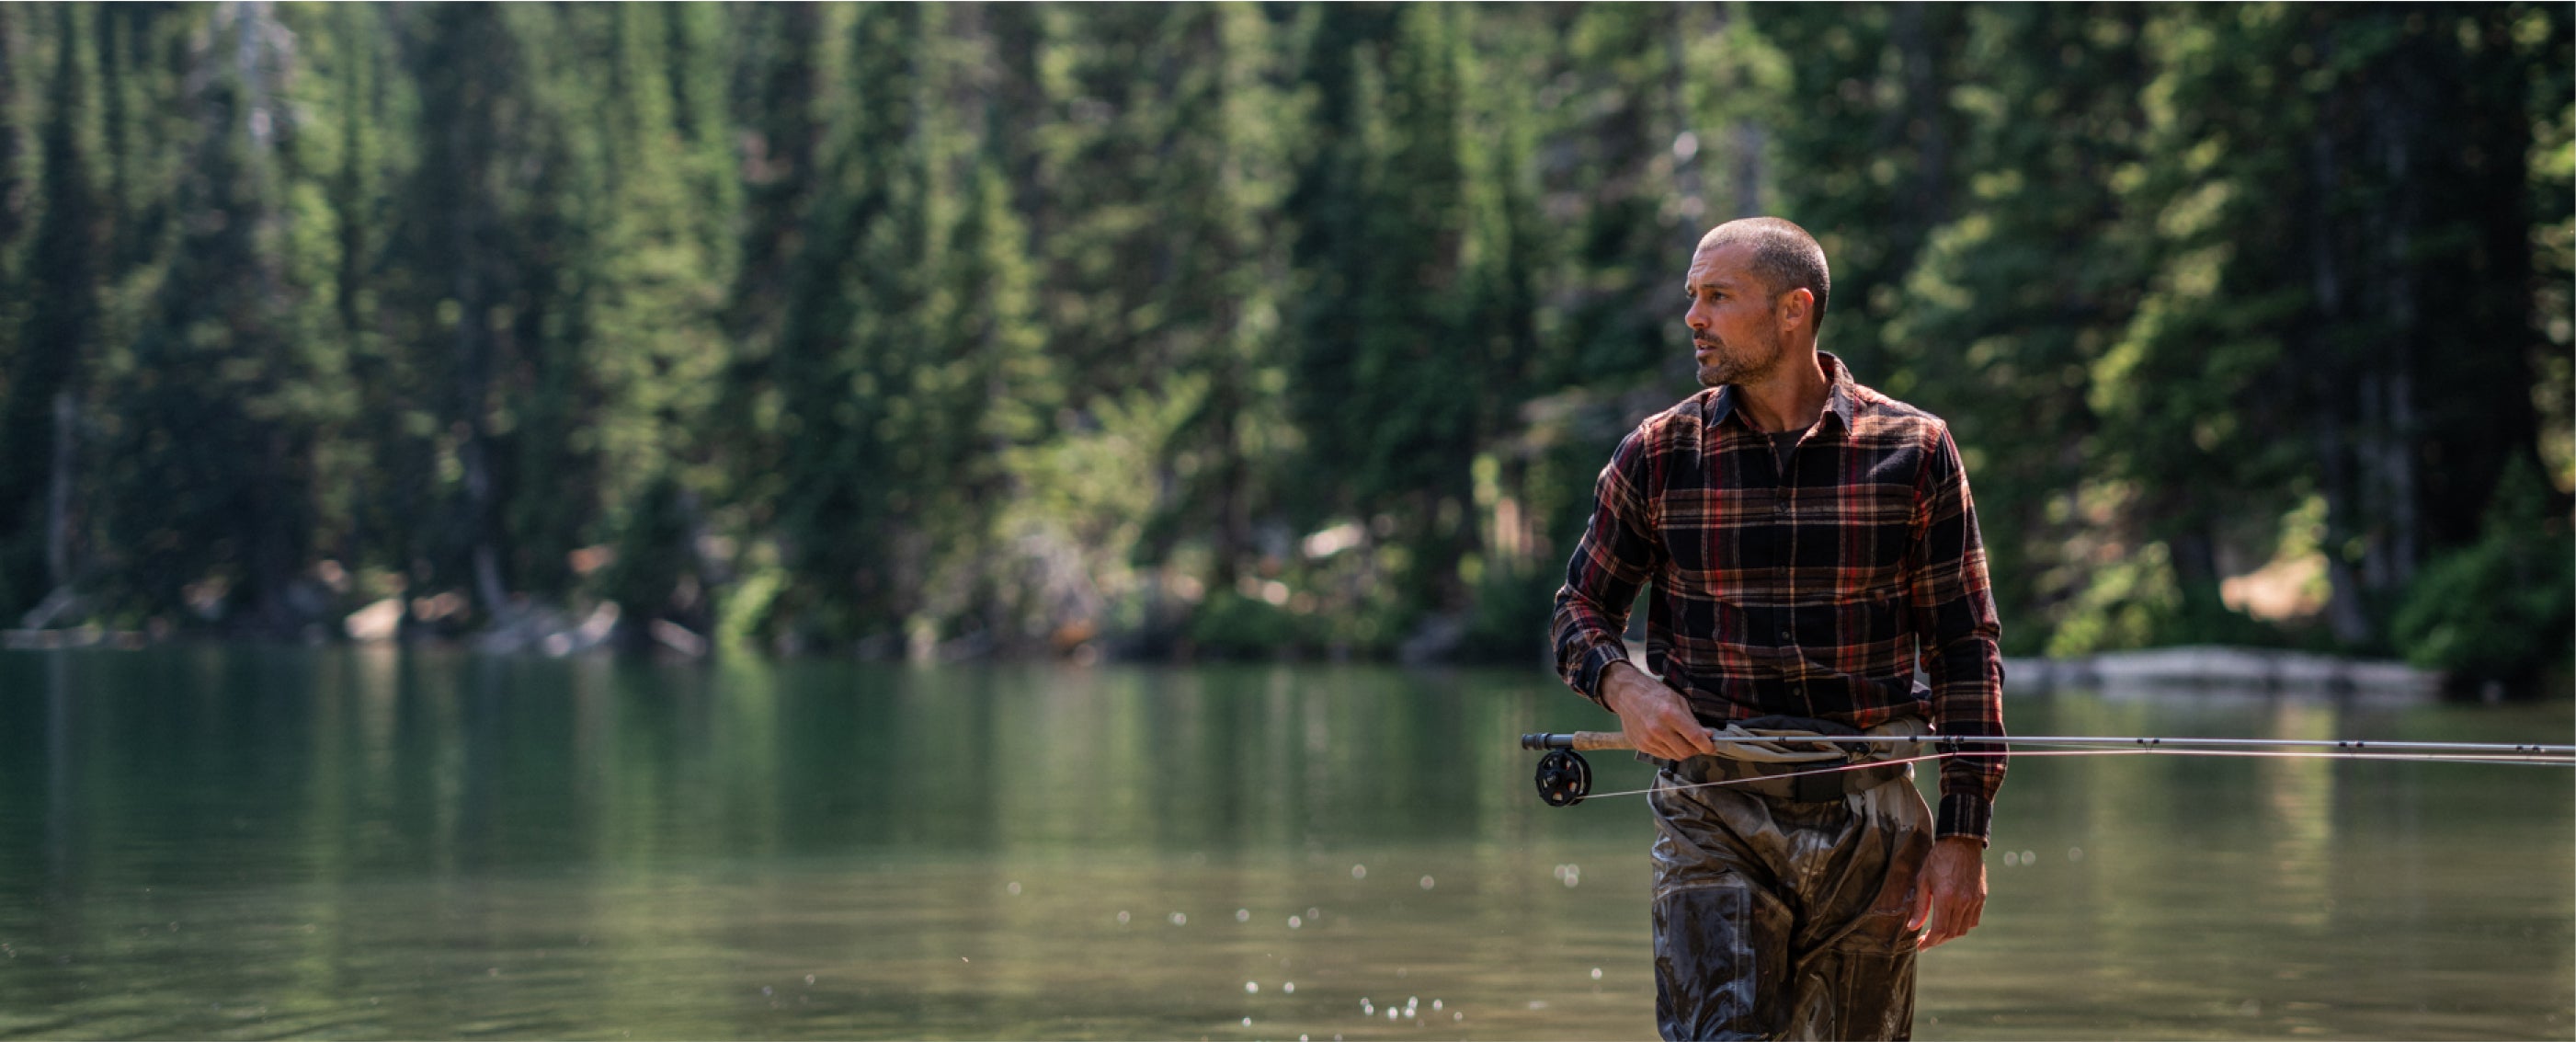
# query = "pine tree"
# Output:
<box><xmin>1879</xmin><ymin>4</ymin><xmax>2155</xmax><ymax>653</ymax></box>
<box><xmin>0</xmin><ymin>6</ymin><xmax>104</xmax><ymax>617</ymax></box>
<box><xmin>1285</xmin><ymin>5</ymin><xmax>1484</xmax><ymax>616</ymax></box>
<box><xmin>766</xmin><ymin>2</ymin><xmax>936</xmax><ymax>647</ymax></box>
<box><xmin>1752</xmin><ymin>3</ymin><xmax>1971</xmax><ymax>382</ymax></box>
<box><xmin>2098</xmin><ymin>5</ymin><xmax>2563</xmax><ymax>646</ymax></box>
<box><xmin>95</xmin><ymin>3</ymin><xmax>322</xmax><ymax>632</ymax></box>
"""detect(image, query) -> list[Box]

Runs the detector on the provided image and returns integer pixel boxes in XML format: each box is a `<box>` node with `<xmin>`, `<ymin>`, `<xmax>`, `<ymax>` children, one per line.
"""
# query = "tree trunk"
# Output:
<box><xmin>2304</xmin><ymin>107</ymin><xmax>2375</xmax><ymax>645</ymax></box>
<box><xmin>44</xmin><ymin>389</ymin><xmax>73</xmax><ymax>590</ymax></box>
<box><xmin>1892</xmin><ymin>2</ymin><xmax>1947</xmax><ymax>232</ymax></box>
<box><xmin>455</xmin><ymin>184</ymin><xmax>507</xmax><ymax>618</ymax></box>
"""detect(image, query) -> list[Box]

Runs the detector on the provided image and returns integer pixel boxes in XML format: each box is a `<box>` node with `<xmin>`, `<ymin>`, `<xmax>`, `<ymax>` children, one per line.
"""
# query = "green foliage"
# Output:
<box><xmin>2392</xmin><ymin>459</ymin><xmax>2575</xmax><ymax>688</ymax></box>
<box><xmin>598</xmin><ymin>474</ymin><xmax>700</xmax><ymax>634</ymax></box>
<box><xmin>1186</xmin><ymin>589</ymin><xmax>1314</xmax><ymax>660</ymax></box>
<box><xmin>1453</xmin><ymin>557</ymin><xmax>1566</xmax><ymax>666</ymax></box>
<box><xmin>0</xmin><ymin>2</ymin><xmax>2562</xmax><ymax>673</ymax></box>
<box><xmin>0</xmin><ymin>5</ymin><xmax>104</xmax><ymax>613</ymax></box>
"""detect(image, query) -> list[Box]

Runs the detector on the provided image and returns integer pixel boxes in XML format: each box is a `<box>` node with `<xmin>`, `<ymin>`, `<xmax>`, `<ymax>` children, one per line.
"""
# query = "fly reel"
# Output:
<box><xmin>1533</xmin><ymin>749</ymin><xmax>1593</xmax><ymax>807</ymax></box>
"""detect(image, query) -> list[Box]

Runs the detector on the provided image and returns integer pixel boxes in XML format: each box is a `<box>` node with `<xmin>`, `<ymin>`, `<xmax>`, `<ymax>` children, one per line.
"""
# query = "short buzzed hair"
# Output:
<box><xmin>1698</xmin><ymin>217</ymin><xmax>1830</xmax><ymax>332</ymax></box>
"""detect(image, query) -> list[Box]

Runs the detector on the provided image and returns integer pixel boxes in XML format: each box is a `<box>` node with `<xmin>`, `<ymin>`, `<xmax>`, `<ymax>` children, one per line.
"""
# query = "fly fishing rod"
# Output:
<box><xmin>1517</xmin><ymin>730</ymin><xmax>2576</xmax><ymax>807</ymax></box>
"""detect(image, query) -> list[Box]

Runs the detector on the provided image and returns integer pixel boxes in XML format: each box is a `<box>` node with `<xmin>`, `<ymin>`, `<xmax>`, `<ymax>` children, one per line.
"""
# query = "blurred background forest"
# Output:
<box><xmin>0</xmin><ymin>3</ymin><xmax>2566</xmax><ymax>688</ymax></box>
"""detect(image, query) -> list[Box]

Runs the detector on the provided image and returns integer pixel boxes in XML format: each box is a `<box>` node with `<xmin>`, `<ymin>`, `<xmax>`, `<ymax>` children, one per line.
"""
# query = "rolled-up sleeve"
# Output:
<box><xmin>1552</xmin><ymin>427</ymin><xmax>1665</xmax><ymax>708</ymax></box>
<box><xmin>1908</xmin><ymin>424</ymin><xmax>2007</xmax><ymax>843</ymax></box>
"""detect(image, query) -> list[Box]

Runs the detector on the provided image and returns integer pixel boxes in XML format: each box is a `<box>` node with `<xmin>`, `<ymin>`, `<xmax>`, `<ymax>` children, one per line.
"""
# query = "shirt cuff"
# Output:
<box><xmin>1935</xmin><ymin>792</ymin><xmax>1992</xmax><ymax>845</ymax></box>
<box><xmin>1571</xmin><ymin>641</ymin><xmax>1630</xmax><ymax>708</ymax></box>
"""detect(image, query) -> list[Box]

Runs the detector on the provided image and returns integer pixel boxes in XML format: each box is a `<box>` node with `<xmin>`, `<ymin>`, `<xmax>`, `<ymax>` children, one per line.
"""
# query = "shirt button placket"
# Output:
<box><xmin>1774</xmin><ymin>481</ymin><xmax>1792</xmax><ymax>651</ymax></box>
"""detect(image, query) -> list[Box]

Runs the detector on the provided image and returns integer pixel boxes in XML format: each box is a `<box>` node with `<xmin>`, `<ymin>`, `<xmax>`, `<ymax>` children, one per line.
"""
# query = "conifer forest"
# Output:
<box><xmin>0</xmin><ymin>3</ymin><xmax>2566</xmax><ymax>689</ymax></box>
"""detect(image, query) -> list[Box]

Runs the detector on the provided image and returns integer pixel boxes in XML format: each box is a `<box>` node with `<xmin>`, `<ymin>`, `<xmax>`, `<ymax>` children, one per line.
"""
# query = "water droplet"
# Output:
<box><xmin>2022</xmin><ymin>850</ymin><xmax>2036</xmax><ymax>864</ymax></box>
<box><xmin>1246</xmin><ymin>981</ymin><xmax>1260</xmax><ymax>993</ymax></box>
<box><xmin>761</xmin><ymin>986</ymin><xmax>773</xmax><ymax>996</ymax></box>
<box><xmin>1006</xmin><ymin>881</ymin><xmax>1021</xmax><ymax>896</ymax></box>
<box><xmin>1116</xmin><ymin>910</ymin><xmax>1130</xmax><ymax>925</ymax></box>
<box><xmin>804</xmin><ymin>975</ymin><xmax>815</xmax><ymax>985</ymax></box>
<box><xmin>1419</xmin><ymin>876</ymin><xmax>1435</xmax><ymax>890</ymax></box>
<box><xmin>1431</xmin><ymin>1000</ymin><xmax>1442</xmax><ymax>1010</ymax></box>
<box><xmin>1386</xmin><ymin>1008</ymin><xmax>1398</xmax><ymax>1020</ymax></box>
<box><xmin>1242</xmin><ymin>1018</ymin><xmax>1252</xmax><ymax>1027</ymax></box>
<box><xmin>1307</xmin><ymin>907</ymin><xmax>1320</xmax><ymax>919</ymax></box>
<box><xmin>2068</xmin><ymin>846</ymin><xmax>2084</xmax><ymax>862</ymax></box>
<box><xmin>1590</xmin><ymin>968</ymin><xmax>1602</xmax><ymax>980</ymax></box>
<box><xmin>1407</xmin><ymin>997</ymin><xmax>1418</xmax><ymax>1010</ymax></box>
<box><xmin>488</xmin><ymin>968</ymin><xmax>500</xmax><ymax>977</ymax></box>
<box><xmin>1288</xmin><ymin>916</ymin><xmax>1303</xmax><ymax>929</ymax></box>
<box><xmin>2003</xmin><ymin>852</ymin><xmax>2018</xmax><ymax>866</ymax></box>
<box><xmin>1527</xmin><ymin>1001</ymin><xmax>1548</xmax><ymax>1011</ymax></box>
<box><xmin>1453</xmin><ymin>1012</ymin><xmax>1464</xmax><ymax>1022</ymax></box>
<box><xmin>1362</xmin><ymin>1000</ymin><xmax>1374</xmax><ymax>1015</ymax></box>
<box><xmin>1351</xmin><ymin>865</ymin><xmax>1367</xmax><ymax>880</ymax></box>
<box><xmin>1283</xmin><ymin>982</ymin><xmax>1295</xmax><ymax>994</ymax></box>
<box><xmin>1563</xmin><ymin>873</ymin><xmax>1580</xmax><ymax>888</ymax></box>
<box><xmin>1236</xmin><ymin>909</ymin><xmax>1250</xmax><ymax>922</ymax></box>
<box><xmin>1169</xmin><ymin>912</ymin><xmax>1187</xmax><ymax>926</ymax></box>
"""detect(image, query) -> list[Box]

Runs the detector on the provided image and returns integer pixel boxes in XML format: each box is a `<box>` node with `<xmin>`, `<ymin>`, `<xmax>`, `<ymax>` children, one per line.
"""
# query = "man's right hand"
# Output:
<box><xmin>1601</xmin><ymin>661</ymin><xmax>1718</xmax><ymax>761</ymax></box>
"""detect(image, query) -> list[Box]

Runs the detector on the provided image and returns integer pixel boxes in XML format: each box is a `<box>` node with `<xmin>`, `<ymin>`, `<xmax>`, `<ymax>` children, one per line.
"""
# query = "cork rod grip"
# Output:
<box><xmin>1520</xmin><ymin>731</ymin><xmax>1637</xmax><ymax>751</ymax></box>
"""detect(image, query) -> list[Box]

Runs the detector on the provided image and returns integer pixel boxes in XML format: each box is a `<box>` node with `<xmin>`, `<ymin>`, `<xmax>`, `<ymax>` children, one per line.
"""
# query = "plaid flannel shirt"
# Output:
<box><xmin>1550</xmin><ymin>352</ymin><xmax>2006</xmax><ymax>842</ymax></box>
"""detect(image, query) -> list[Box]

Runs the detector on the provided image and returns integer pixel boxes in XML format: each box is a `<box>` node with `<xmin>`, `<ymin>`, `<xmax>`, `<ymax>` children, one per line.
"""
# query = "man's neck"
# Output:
<box><xmin>1730</xmin><ymin>347</ymin><xmax>1830</xmax><ymax>434</ymax></box>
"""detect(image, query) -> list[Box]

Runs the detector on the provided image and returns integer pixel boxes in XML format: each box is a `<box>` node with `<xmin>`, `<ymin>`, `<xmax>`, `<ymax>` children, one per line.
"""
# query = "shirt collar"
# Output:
<box><xmin>1819</xmin><ymin>351</ymin><xmax>1860</xmax><ymax>430</ymax></box>
<box><xmin>1704</xmin><ymin>351</ymin><xmax>1860</xmax><ymax>433</ymax></box>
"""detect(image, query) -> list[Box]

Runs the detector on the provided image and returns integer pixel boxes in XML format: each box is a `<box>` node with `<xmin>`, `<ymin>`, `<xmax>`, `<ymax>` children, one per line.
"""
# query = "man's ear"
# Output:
<box><xmin>1776</xmin><ymin>288</ymin><xmax>1814</xmax><ymax>333</ymax></box>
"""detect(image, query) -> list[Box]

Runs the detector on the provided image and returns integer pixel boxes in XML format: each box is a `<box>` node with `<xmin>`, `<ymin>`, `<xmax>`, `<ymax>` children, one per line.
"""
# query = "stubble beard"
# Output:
<box><xmin>1694</xmin><ymin>332</ymin><xmax>1783</xmax><ymax>389</ymax></box>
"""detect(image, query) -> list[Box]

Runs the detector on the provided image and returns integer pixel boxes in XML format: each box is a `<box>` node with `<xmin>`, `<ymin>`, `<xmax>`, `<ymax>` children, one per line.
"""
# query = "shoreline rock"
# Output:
<box><xmin>2008</xmin><ymin>645</ymin><xmax>2442</xmax><ymax>702</ymax></box>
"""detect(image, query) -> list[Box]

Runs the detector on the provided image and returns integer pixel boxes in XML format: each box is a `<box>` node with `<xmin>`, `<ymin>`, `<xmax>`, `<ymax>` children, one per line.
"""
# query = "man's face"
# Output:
<box><xmin>1683</xmin><ymin>242</ymin><xmax>1790</xmax><ymax>389</ymax></box>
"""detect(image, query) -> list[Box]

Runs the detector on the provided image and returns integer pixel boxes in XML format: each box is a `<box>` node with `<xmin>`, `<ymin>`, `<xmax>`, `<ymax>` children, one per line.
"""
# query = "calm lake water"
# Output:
<box><xmin>0</xmin><ymin>647</ymin><xmax>2568</xmax><ymax>1040</ymax></box>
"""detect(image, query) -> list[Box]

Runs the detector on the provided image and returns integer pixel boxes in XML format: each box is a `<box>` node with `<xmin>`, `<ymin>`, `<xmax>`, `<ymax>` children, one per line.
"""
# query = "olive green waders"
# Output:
<box><xmin>1648</xmin><ymin>761</ymin><xmax>1933</xmax><ymax>1040</ymax></box>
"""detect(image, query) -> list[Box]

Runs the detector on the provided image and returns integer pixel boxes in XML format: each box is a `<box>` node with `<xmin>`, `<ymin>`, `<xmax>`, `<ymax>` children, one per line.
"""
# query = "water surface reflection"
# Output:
<box><xmin>0</xmin><ymin>648</ymin><xmax>2566</xmax><ymax>1038</ymax></box>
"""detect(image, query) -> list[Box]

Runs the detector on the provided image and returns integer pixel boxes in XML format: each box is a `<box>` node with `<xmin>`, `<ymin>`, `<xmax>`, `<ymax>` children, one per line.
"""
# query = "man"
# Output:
<box><xmin>1550</xmin><ymin>217</ymin><xmax>2004</xmax><ymax>1040</ymax></box>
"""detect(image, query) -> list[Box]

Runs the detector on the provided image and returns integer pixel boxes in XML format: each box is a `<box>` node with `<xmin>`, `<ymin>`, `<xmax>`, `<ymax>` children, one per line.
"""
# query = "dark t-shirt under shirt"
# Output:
<box><xmin>1768</xmin><ymin>430</ymin><xmax>1800</xmax><ymax>473</ymax></box>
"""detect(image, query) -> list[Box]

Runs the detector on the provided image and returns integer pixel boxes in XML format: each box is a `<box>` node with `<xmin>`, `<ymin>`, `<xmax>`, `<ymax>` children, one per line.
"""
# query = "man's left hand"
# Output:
<box><xmin>1907</xmin><ymin>835</ymin><xmax>1987</xmax><ymax>949</ymax></box>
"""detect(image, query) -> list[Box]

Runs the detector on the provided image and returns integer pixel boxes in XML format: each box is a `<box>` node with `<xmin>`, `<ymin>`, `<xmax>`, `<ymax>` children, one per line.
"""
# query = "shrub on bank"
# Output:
<box><xmin>2392</xmin><ymin>460</ymin><xmax>2574</xmax><ymax>695</ymax></box>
